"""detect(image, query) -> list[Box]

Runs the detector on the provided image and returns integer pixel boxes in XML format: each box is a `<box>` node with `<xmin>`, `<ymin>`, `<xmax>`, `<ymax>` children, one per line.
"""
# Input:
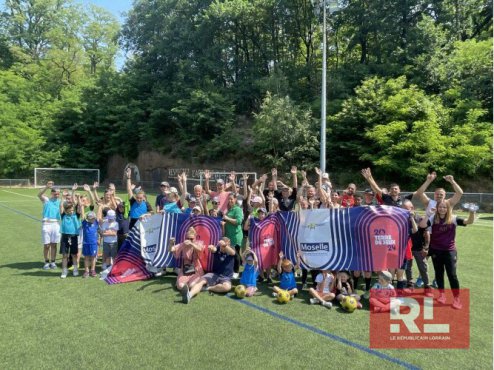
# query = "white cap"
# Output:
<box><xmin>107</xmin><ymin>210</ymin><xmax>116</xmax><ymax>219</ymax></box>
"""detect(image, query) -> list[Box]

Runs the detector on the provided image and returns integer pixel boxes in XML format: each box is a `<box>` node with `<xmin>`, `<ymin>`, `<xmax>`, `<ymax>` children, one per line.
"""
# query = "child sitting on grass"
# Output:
<box><xmin>272</xmin><ymin>251</ymin><xmax>299</xmax><ymax>299</ymax></box>
<box><xmin>239</xmin><ymin>249</ymin><xmax>259</xmax><ymax>297</ymax></box>
<box><xmin>308</xmin><ymin>269</ymin><xmax>335</xmax><ymax>308</ymax></box>
<box><xmin>369</xmin><ymin>271</ymin><xmax>400</xmax><ymax>313</ymax></box>
<box><xmin>335</xmin><ymin>271</ymin><xmax>362</xmax><ymax>309</ymax></box>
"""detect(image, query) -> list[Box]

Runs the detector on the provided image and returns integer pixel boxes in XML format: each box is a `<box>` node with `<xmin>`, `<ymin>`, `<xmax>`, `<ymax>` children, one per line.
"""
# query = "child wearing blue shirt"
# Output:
<box><xmin>81</xmin><ymin>210</ymin><xmax>99</xmax><ymax>278</ymax></box>
<box><xmin>272</xmin><ymin>251</ymin><xmax>300</xmax><ymax>299</ymax></box>
<box><xmin>60</xmin><ymin>203</ymin><xmax>81</xmax><ymax>278</ymax></box>
<box><xmin>240</xmin><ymin>250</ymin><xmax>259</xmax><ymax>297</ymax></box>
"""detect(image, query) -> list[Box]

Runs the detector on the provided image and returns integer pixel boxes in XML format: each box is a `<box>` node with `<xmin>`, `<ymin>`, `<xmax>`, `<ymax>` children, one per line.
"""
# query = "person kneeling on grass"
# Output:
<box><xmin>335</xmin><ymin>271</ymin><xmax>362</xmax><ymax>309</ymax></box>
<box><xmin>180</xmin><ymin>237</ymin><xmax>236</xmax><ymax>304</ymax></box>
<box><xmin>369</xmin><ymin>271</ymin><xmax>400</xmax><ymax>313</ymax></box>
<box><xmin>272</xmin><ymin>251</ymin><xmax>299</xmax><ymax>299</ymax></box>
<box><xmin>308</xmin><ymin>269</ymin><xmax>335</xmax><ymax>309</ymax></box>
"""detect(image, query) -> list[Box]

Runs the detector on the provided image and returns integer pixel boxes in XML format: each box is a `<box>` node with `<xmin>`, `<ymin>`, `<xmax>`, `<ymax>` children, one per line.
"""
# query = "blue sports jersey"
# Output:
<box><xmin>240</xmin><ymin>263</ymin><xmax>258</xmax><ymax>287</ymax></box>
<box><xmin>82</xmin><ymin>219</ymin><xmax>99</xmax><ymax>245</ymax></box>
<box><xmin>61</xmin><ymin>213</ymin><xmax>81</xmax><ymax>235</ymax></box>
<box><xmin>279</xmin><ymin>270</ymin><xmax>297</xmax><ymax>290</ymax></box>
<box><xmin>129</xmin><ymin>200</ymin><xmax>149</xmax><ymax>218</ymax></box>
<box><xmin>42</xmin><ymin>199</ymin><xmax>61</xmax><ymax>220</ymax></box>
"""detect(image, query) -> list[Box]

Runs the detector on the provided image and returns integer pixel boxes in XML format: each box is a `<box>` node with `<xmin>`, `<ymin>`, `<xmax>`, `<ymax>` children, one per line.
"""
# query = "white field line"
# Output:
<box><xmin>1</xmin><ymin>190</ymin><xmax>38</xmax><ymax>199</ymax></box>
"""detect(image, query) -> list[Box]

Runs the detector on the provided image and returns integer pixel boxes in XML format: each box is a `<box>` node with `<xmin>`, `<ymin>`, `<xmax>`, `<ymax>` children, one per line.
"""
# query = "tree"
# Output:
<box><xmin>252</xmin><ymin>92</ymin><xmax>319</xmax><ymax>170</ymax></box>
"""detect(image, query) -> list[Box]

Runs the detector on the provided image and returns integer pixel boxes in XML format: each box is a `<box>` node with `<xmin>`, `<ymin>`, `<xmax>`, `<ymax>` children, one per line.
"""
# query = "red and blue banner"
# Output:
<box><xmin>106</xmin><ymin>206</ymin><xmax>409</xmax><ymax>284</ymax></box>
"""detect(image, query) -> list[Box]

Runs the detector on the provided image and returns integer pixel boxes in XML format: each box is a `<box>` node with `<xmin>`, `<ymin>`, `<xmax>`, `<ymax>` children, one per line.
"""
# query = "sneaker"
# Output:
<box><xmin>452</xmin><ymin>297</ymin><xmax>462</xmax><ymax>310</ymax></box>
<box><xmin>232</xmin><ymin>272</ymin><xmax>239</xmax><ymax>279</ymax></box>
<box><xmin>42</xmin><ymin>263</ymin><xmax>50</xmax><ymax>270</ymax></box>
<box><xmin>322</xmin><ymin>301</ymin><xmax>332</xmax><ymax>309</ymax></box>
<box><xmin>437</xmin><ymin>293</ymin><xmax>447</xmax><ymax>304</ymax></box>
<box><xmin>90</xmin><ymin>270</ymin><xmax>97</xmax><ymax>277</ymax></box>
<box><xmin>309</xmin><ymin>298</ymin><xmax>319</xmax><ymax>305</ymax></box>
<box><xmin>72</xmin><ymin>268</ymin><xmax>79</xmax><ymax>277</ymax></box>
<box><xmin>415</xmin><ymin>277</ymin><xmax>424</xmax><ymax>288</ymax></box>
<box><xmin>60</xmin><ymin>269</ymin><xmax>68</xmax><ymax>279</ymax></box>
<box><xmin>181</xmin><ymin>285</ymin><xmax>191</xmax><ymax>304</ymax></box>
<box><xmin>49</xmin><ymin>262</ymin><xmax>57</xmax><ymax>269</ymax></box>
<box><xmin>432</xmin><ymin>279</ymin><xmax>438</xmax><ymax>288</ymax></box>
<box><xmin>82</xmin><ymin>271</ymin><xmax>89</xmax><ymax>278</ymax></box>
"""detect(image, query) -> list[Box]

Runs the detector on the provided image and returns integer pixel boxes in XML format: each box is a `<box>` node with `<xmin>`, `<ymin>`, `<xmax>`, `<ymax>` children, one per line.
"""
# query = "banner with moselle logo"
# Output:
<box><xmin>140</xmin><ymin>214</ymin><xmax>165</xmax><ymax>265</ymax></box>
<box><xmin>277</xmin><ymin>206</ymin><xmax>409</xmax><ymax>271</ymax></box>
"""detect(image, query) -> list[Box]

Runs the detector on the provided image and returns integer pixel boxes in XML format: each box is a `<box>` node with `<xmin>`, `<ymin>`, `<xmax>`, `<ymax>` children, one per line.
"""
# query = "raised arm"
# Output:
<box><xmin>271</xmin><ymin>168</ymin><xmax>278</xmax><ymax>191</ymax></box>
<box><xmin>242</xmin><ymin>173</ymin><xmax>249</xmax><ymax>199</ymax></box>
<box><xmin>291</xmin><ymin>166</ymin><xmax>298</xmax><ymax>189</ymax></box>
<box><xmin>38</xmin><ymin>181</ymin><xmax>53</xmax><ymax>201</ymax></box>
<box><xmin>83</xmin><ymin>184</ymin><xmax>96</xmax><ymax>206</ymax></box>
<box><xmin>92</xmin><ymin>181</ymin><xmax>100</xmax><ymax>203</ymax></box>
<box><xmin>463</xmin><ymin>209</ymin><xmax>475</xmax><ymax>225</ymax></box>
<box><xmin>361</xmin><ymin>168</ymin><xmax>382</xmax><ymax>198</ymax></box>
<box><xmin>204</xmin><ymin>169</ymin><xmax>212</xmax><ymax>195</ymax></box>
<box><xmin>414</xmin><ymin>172</ymin><xmax>436</xmax><ymax>207</ymax></box>
<box><xmin>125</xmin><ymin>168</ymin><xmax>133</xmax><ymax>199</ymax></box>
<box><xmin>71</xmin><ymin>183</ymin><xmax>78</xmax><ymax>205</ymax></box>
<box><xmin>444</xmin><ymin>175</ymin><xmax>463</xmax><ymax>208</ymax></box>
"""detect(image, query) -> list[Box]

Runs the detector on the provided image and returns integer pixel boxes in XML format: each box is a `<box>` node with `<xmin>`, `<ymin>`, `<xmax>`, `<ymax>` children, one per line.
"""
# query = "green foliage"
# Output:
<box><xmin>253</xmin><ymin>93</ymin><xmax>319</xmax><ymax>170</ymax></box>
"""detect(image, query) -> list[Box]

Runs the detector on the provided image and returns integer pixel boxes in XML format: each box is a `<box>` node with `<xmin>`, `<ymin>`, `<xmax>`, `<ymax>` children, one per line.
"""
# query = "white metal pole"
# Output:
<box><xmin>320</xmin><ymin>1</ymin><xmax>327</xmax><ymax>174</ymax></box>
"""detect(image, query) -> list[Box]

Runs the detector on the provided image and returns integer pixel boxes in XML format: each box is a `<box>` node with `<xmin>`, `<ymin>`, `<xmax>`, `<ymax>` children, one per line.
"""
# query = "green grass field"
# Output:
<box><xmin>0</xmin><ymin>188</ymin><xmax>492</xmax><ymax>370</ymax></box>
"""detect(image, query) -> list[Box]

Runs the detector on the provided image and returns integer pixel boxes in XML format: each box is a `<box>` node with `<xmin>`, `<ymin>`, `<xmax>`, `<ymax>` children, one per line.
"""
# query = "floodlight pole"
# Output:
<box><xmin>320</xmin><ymin>1</ymin><xmax>327</xmax><ymax>174</ymax></box>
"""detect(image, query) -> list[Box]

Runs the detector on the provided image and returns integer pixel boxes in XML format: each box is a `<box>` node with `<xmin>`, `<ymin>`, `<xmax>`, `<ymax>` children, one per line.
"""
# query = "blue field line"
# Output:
<box><xmin>0</xmin><ymin>202</ymin><xmax>41</xmax><ymax>222</ymax></box>
<box><xmin>227</xmin><ymin>295</ymin><xmax>420</xmax><ymax>370</ymax></box>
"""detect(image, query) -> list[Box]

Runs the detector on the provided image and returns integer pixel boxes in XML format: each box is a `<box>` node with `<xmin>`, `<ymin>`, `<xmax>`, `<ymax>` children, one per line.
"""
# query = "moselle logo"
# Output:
<box><xmin>369</xmin><ymin>289</ymin><xmax>469</xmax><ymax>349</ymax></box>
<box><xmin>304</xmin><ymin>222</ymin><xmax>325</xmax><ymax>230</ymax></box>
<box><xmin>143</xmin><ymin>244</ymin><xmax>157</xmax><ymax>253</ymax></box>
<box><xmin>299</xmin><ymin>242</ymin><xmax>329</xmax><ymax>253</ymax></box>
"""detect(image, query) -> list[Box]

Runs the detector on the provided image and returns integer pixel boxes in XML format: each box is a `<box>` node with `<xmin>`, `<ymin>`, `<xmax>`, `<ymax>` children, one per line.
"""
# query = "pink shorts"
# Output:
<box><xmin>177</xmin><ymin>273</ymin><xmax>203</xmax><ymax>288</ymax></box>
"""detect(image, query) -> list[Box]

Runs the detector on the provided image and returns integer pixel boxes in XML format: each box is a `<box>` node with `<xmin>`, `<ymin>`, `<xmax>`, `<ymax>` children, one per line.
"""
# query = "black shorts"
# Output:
<box><xmin>60</xmin><ymin>234</ymin><xmax>78</xmax><ymax>255</ymax></box>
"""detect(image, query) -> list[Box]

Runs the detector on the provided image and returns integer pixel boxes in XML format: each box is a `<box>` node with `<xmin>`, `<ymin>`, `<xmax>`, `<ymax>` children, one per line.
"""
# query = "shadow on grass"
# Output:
<box><xmin>0</xmin><ymin>261</ymin><xmax>46</xmax><ymax>270</ymax></box>
<box><xmin>136</xmin><ymin>276</ymin><xmax>176</xmax><ymax>293</ymax></box>
<box><xmin>479</xmin><ymin>216</ymin><xmax>493</xmax><ymax>220</ymax></box>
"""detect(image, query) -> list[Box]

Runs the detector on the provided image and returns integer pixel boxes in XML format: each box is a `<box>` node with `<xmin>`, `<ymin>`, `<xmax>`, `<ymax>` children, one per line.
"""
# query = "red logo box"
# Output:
<box><xmin>369</xmin><ymin>289</ymin><xmax>470</xmax><ymax>349</ymax></box>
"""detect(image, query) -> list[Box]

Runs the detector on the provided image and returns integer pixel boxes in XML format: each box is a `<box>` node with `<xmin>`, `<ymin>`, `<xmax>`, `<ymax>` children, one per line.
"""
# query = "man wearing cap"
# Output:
<box><xmin>361</xmin><ymin>188</ymin><xmax>377</xmax><ymax>206</ymax></box>
<box><xmin>38</xmin><ymin>181</ymin><xmax>62</xmax><ymax>270</ymax></box>
<box><xmin>155</xmin><ymin>181</ymin><xmax>170</xmax><ymax>212</ymax></box>
<box><xmin>204</xmin><ymin>170</ymin><xmax>230</xmax><ymax>214</ymax></box>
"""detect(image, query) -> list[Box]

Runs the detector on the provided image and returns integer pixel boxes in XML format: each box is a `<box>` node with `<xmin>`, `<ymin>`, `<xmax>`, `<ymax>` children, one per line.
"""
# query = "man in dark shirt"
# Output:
<box><xmin>181</xmin><ymin>237</ymin><xmax>236</xmax><ymax>304</ymax></box>
<box><xmin>361</xmin><ymin>168</ymin><xmax>413</xmax><ymax>207</ymax></box>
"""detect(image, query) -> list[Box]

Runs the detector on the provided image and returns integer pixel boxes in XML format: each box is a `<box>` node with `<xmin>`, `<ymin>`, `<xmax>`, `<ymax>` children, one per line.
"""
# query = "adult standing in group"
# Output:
<box><xmin>204</xmin><ymin>170</ymin><xmax>230</xmax><ymax>214</ymax></box>
<box><xmin>413</xmin><ymin>172</ymin><xmax>464</xmax><ymax>216</ymax></box>
<box><xmin>222</xmin><ymin>193</ymin><xmax>244</xmax><ymax>279</ymax></box>
<box><xmin>419</xmin><ymin>201</ymin><xmax>475</xmax><ymax>309</ymax></box>
<box><xmin>38</xmin><ymin>181</ymin><xmax>61</xmax><ymax>269</ymax></box>
<box><xmin>155</xmin><ymin>181</ymin><xmax>170</xmax><ymax>212</ymax></box>
<box><xmin>126</xmin><ymin>168</ymin><xmax>153</xmax><ymax>230</ymax></box>
<box><xmin>361</xmin><ymin>168</ymin><xmax>409</xmax><ymax>207</ymax></box>
<box><xmin>275</xmin><ymin>166</ymin><xmax>298</xmax><ymax>212</ymax></box>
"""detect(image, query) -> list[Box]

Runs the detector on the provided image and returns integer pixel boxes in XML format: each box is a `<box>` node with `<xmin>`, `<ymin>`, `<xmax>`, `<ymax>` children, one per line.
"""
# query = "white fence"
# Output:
<box><xmin>0</xmin><ymin>179</ymin><xmax>30</xmax><ymax>187</ymax></box>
